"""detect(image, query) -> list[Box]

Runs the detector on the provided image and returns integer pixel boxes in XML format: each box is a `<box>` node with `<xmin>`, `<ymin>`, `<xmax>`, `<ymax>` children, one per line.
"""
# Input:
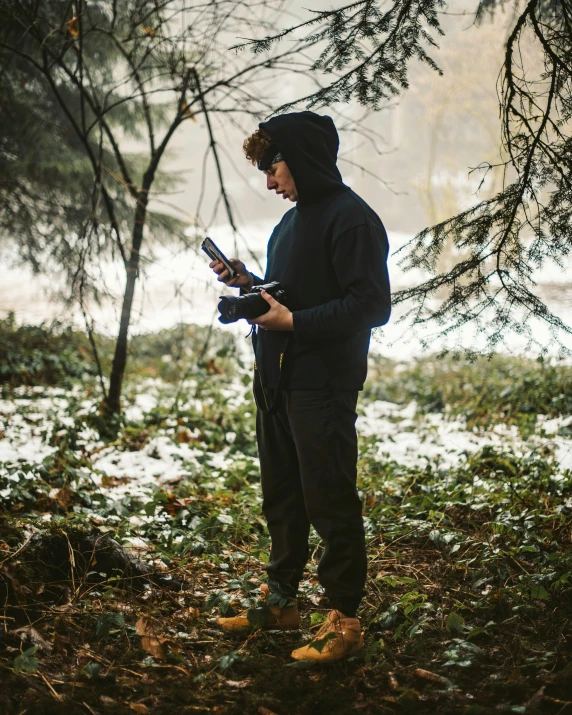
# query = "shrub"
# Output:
<box><xmin>0</xmin><ymin>312</ymin><xmax>94</xmax><ymax>386</ymax></box>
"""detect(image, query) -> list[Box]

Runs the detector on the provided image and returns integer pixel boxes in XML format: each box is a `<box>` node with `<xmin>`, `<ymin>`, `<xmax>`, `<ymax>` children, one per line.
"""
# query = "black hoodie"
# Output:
<box><xmin>252</xmin><ymin>111</ymin><xmax>391</xmax><ymax>390</ymax></box>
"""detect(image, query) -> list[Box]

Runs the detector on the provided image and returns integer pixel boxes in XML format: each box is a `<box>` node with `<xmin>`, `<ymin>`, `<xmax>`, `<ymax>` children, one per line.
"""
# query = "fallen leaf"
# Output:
<box><xmin>226</xmin><ymin>679</ymin><xmax>252</xmax><ymax>688</ymax></box>
<box><xmin>164</xmin><ymin>495</ymin><xmax>196</xmax><ymax>514</ymax></box>
<box><xmin>50</xmin><ymin>603</ymin><xmax>80</xmax><ymax>613</ymax></box>
<box><xmin>135</xmin><ymin>616</ymin><xmax>169</xmax><ymax>660</ymax></box>
<box><xmin>1</xmin><ymin>564</ymin><xmax>32</xmax><ymax>597</ymax></box>
<box><xmin>525</xmin><ymin>686</ymin><xmax>545</xmax><ymax>707</ymax></box>
<box><xmin>130</xmin><ymin>704</ymin><xmax>148</xmax><ymax>713</ymax></box>
<box><xmin>258</xmin><ymin>708</ymin><xmax>279</xmax><ymax>715</ymax></box>
<box><xmin>172</xmin><ymin>607</ymin><xmax>200</xmax><ymax>620</ymax></box>
<box><xmin>143</xmin><ymin>26</ymin><xmax>156</xmax><ymax>37</ymax></box>
<box><xmin>352</xmin><ymin>694</ymin><xmax>368</xmax><ymax>709</ymax></box>
<box><xmin>388</xmin><ymin>672</ymin><xmax>399</xmax><ymax>689</ymax></box>
<box><xmin>201</xmin><ymin>629</ymin><xmax>220</xmax><ymax>637</ymax></box>
<box><xmin>205</xmin><ymin>358</ymin><xmax>223</xmax><ymax>374</ymax></box>
<box><xmin>55</xmin><ymin>487</ymin><xmax>75</xmax><ymax>510</ymax></box>
<box><xmin>53</xmin><ymin>633</ymin><xmax>71</xmax><ymax>654</ymax></box>
<box><xmin>414</xmin><ymin>668</ymin><xmax>446</xmax><ymax>684</ymax></box>
<box><xmin>175</xmin><ymin>430</ymin><xmax>196</xmax><ymax>445</ymax></box>
<box><xmin>67</xmin><ymin>17</ymin><xmax>79</xmax><ymax>37</ymax></box>
<box><xmin>13</xmin><ymin>626</ymin><xmax>53</xmax><ymax>654</ymax></box>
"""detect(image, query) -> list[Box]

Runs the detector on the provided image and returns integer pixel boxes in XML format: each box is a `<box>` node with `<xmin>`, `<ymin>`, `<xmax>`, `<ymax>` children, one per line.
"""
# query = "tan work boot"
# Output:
<box><xmin>291</xmin><ymin>610</ymin><xmax>364</xmax><ymax>662</ymax></box>
<box><xmin>217</xmin><ymin>584</ymin><xmax>300</xmax><ymax>631</ymax></box>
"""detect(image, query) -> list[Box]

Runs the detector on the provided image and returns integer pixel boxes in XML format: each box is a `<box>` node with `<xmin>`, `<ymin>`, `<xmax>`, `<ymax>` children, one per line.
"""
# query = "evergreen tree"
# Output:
<box><xmin>0</xmin><ymin>0</ymin><xmax>309</xmax><ymax>413</ymax></box>
<box><xmin>243</xmin><ymin>0</ymin><xmax>572</xmax><ymax>355</ymax></box>
<box><xmin>0</xmin><ymin>24</ymin><xmax>101</xmax><ymax>274</ymax></box>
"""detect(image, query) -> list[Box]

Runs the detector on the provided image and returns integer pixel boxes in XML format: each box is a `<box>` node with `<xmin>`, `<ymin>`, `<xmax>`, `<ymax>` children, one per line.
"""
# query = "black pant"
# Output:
<box><xmin>256</xmin><ymin>383</ymin><xmax>367</xmax><ymax>617</ymax></box>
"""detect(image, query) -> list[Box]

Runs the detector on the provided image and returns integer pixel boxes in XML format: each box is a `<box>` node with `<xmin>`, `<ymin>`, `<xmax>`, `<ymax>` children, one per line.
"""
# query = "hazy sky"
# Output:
<box><xmin>3</xmin><ymin>0</ymin><xmax>569</xmax><ymax>355</ymax></box>
<box><xmin>159</xmin><ymin>0</ymin><xmax>512</xmax><ymax>244</ymax></box>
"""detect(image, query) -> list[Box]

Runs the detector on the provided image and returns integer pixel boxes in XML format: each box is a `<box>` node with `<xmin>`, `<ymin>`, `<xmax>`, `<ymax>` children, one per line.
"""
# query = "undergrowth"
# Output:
<box><xmin>0</xmin><ymin>321</ymin><xmax>571</xmax><ymax>714</ymax></box>
<box><xmin>366</xmin><ymin>353</ymin><xmax>572</xmax><ymax>437</ymax></box>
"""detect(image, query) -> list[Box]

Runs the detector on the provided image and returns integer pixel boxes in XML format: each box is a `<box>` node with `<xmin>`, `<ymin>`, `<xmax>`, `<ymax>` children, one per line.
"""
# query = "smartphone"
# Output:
<box><xmin>201</xmin><ymin>236</ymin><xmax>237</xmax><ymax>280</ymax></box>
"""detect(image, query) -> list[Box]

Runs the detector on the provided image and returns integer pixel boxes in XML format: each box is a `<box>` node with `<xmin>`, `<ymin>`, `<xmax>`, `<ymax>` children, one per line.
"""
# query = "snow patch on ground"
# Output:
<box><xmin>357</xmin><ymin>400</ymin><xmax>572</xmax><ymax>472</ymax></box>
<box><xmin>1</xmin><ymin>385</ymin><xmax>571</xmax><ymax>517</ymax></box>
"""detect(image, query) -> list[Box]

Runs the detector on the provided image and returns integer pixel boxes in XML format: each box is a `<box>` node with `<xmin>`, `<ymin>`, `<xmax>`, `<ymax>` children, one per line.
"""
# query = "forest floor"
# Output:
<box><xmin>1</xmin><ymin>321</ymin><xmax>572</xmax><ymax>714</ymax></box>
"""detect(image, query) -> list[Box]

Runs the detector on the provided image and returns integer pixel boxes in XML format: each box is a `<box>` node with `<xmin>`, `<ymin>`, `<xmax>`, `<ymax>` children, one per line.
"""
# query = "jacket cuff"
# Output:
<box><xmin>239</xmin><ymin>273</ymin><xmax>261</xmax><ymax>296</ymax></box>
<box><xmin>292</xmin><ymin>310</ymin><xmax>310</xmax><ymax>339</ymax></box>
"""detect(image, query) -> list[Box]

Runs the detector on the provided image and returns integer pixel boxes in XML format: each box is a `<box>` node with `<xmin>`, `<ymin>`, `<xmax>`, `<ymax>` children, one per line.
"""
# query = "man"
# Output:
<box><xmin>209</xmin><ymin>111</ymin><xmax>391</xmax><ymax>662</ymax></box>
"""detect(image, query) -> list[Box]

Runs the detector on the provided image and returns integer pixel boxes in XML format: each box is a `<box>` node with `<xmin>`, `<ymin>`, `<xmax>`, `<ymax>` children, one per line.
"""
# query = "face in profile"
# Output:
<box><xmin>264</xmin><ymin>161</ymin><xmax>298</xmax><ymax>202</ymax></box>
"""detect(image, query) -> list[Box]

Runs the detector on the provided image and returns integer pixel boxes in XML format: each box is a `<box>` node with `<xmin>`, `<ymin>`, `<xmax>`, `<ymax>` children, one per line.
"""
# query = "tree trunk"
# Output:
<box><xmin>106</xmin><ymin>178</ymin><xmax>153</xmax><ymax>414</ymax></box>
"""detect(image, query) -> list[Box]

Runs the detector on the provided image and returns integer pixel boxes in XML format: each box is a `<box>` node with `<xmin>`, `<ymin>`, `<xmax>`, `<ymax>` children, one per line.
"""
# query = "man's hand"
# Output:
<box><xmin>250</xmin><ymin>291</ymin><xmax>294</xmax><ymax>331</ymax></box>
<box><xmin>210</xmin><ymin>257</ymin><xmax>254</xmax><ymax>291</ymax></box>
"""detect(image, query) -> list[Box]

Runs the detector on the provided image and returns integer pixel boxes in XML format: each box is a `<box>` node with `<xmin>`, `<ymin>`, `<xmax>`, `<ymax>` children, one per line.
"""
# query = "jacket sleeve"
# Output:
<box><xmin>241</xmin><ymin>226</ymin><xmax>277</xmax><ymax>293</ymax></box>
<box><xmin>292</xmin><ymin>223</ymin><xmax>391</xmax><ymax>341</ymax></box>
<box><xmin>238</xmin><ymin>273</ymin><xmax>264</xmax><ymax>296</ymax></box>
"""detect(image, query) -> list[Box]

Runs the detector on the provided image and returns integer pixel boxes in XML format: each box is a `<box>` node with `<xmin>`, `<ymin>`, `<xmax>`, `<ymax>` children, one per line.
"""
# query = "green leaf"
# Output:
<box><xmin>247</xmin><ymin>605</ymin><xmax>270</xmax><ymax>628</ymax></box>
<box><xmin>83</xmin><ymin>662</ymin><xmax>101</xmax><ymax>679</ymax></box>
<box><xmin>94</xmin><ymin>612</ymin><xmax>124</xmax><ymax>639</ymax></box>
<box><xmin>219</xmin><ymin>600</ymin><xmax>236</xmax><ymax>618</ymax></box>
<box><xmin>404</xmin><ymin>601</ymin><xmax>428</xmax><ymax>616</ymax></box>
<box><xmin>266</xmin><ymin>592</ymin><xmax>294</xmax><ymax>608</ymax></box>
<box><xmin>14</xmin><ymin>646</ymin><xmax>38</xmax><ymax>674</ymax></box>
<box><xmin>310</xmin><ymin>612</ymin><xmax>328</xmax><ymax>627</ymax></box>
<box><xmin>218</xmin><ymin>651</ymin><xmax>243</xmax><ymax>672</ymax></box>
<box><xmin>378</xmin><ymin>604</ymin><xmax>399</xmax><ymax>629</ymax></box>
<box><xmin>446</xmin><ymin>612</ymin><xmax>465</xmax><ymax>634</ymax></box>
<box><xmin>529</xmin><ymin>584</ymin><xmax>549</xmax><ymax>600</ymax></box>
<box><xmin>378</xmin><ymin>575</ymin><xmax>398</xmax><ymax>587</ymax></box>
<box><xmin>466</xmin><ymin>627</ymin><xmax>487</xmax><ymax>640</ymax></box>
<box><xmin>307</xmin><ymin>631</ymin><xmax>338</xmax><ymax>653</ymax></box>
<box><xmin>362</xmin><ymin>638</ymin><xmax>384</xmax><ymax>664</ymax></box>
<box><xmin>204</xmin><ymin>591</ymin><xmax>222</xmax><ymax>611</ymax></box>
<box><xmin>243</xmin><ymin>579</ymin><xmax>260</xmax><ymax>594</ymax></box>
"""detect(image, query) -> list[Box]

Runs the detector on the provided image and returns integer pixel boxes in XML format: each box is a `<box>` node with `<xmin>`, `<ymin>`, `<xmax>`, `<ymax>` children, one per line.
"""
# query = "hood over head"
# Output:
<box><xmin>259</xmin><ymin>111</ymin><xmax>346</xmax><ymax>205</ymax></box>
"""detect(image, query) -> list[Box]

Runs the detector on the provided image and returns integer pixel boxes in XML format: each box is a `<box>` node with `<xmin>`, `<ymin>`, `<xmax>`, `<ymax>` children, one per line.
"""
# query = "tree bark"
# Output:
<box><xmin>106</xmin><ymin>175</ymin><xmax>154</xmax><ymax>414</ymax></box>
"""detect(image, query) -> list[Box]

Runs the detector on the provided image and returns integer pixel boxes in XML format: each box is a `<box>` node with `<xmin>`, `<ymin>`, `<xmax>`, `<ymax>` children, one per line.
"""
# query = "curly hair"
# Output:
<box><xmin>243</xmin><ymin>127</ymin><xmax>273</xmax><ymax>166</ymax></box>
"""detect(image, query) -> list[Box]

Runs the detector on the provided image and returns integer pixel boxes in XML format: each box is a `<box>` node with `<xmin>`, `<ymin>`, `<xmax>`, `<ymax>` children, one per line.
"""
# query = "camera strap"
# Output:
<box><xmin>251</xmin><ymin>327</ymin><xmax>291</xmax><ymax>415</ymax></box>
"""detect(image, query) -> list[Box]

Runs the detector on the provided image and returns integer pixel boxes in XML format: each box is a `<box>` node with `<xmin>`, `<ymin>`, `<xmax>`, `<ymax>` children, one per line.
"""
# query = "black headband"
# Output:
<box><xmin>257</xmin><ymin>143</ymin><xmax>284</xmax><ymax>171</ymax></box>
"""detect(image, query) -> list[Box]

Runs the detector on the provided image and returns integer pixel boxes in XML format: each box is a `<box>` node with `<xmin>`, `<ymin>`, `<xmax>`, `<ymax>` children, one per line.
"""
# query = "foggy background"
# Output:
<box><xmin>2</xmin><ymin>0</ymin><xmax>569</xmax><ymax>356</ymax></box>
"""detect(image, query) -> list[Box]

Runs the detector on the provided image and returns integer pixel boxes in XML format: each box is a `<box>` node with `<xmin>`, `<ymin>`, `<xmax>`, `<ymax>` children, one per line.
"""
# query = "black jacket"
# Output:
<box><xmin>252</xmin><ymin>111</ymin><xmax>391</xmax><ymax>390</ymax></box>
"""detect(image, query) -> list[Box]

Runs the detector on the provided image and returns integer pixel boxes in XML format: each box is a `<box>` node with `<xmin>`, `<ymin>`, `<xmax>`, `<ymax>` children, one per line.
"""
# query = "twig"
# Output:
<box><xmin>37</xmin><ymin>671</ymin><xmax>62</xmax><ymax>701</ymax></box>
<box><xmin>191</xmin><ymin>68</ymin><xmax>240</xmax><ymax>253</ymax></box>
<box><xmin>0</xmin><ymin>533</ymin><xmax>33</xmax><ymax>567</ymax></box>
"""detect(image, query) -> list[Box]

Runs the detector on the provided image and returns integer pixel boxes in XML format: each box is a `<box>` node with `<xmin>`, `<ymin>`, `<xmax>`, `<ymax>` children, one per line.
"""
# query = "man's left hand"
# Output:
<box><xmin>250</xmin><ymin>291</ymin><xmax>294</xmax><ymax>331</ymax></box>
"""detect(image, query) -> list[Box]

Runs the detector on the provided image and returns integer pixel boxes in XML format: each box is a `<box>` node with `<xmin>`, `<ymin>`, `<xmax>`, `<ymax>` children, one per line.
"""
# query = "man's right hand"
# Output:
<box><xmin>209</xmin><ymin>258</ymin><xmax>254</xmax><ymax>292</ymax></box>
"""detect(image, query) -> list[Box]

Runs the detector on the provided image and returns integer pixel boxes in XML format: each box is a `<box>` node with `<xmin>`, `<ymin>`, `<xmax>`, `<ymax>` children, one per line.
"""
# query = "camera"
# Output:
<box><xmin>217</xmin><ymin>281</ymin><xmax>287</xmax><ymax>324</ymax></box>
